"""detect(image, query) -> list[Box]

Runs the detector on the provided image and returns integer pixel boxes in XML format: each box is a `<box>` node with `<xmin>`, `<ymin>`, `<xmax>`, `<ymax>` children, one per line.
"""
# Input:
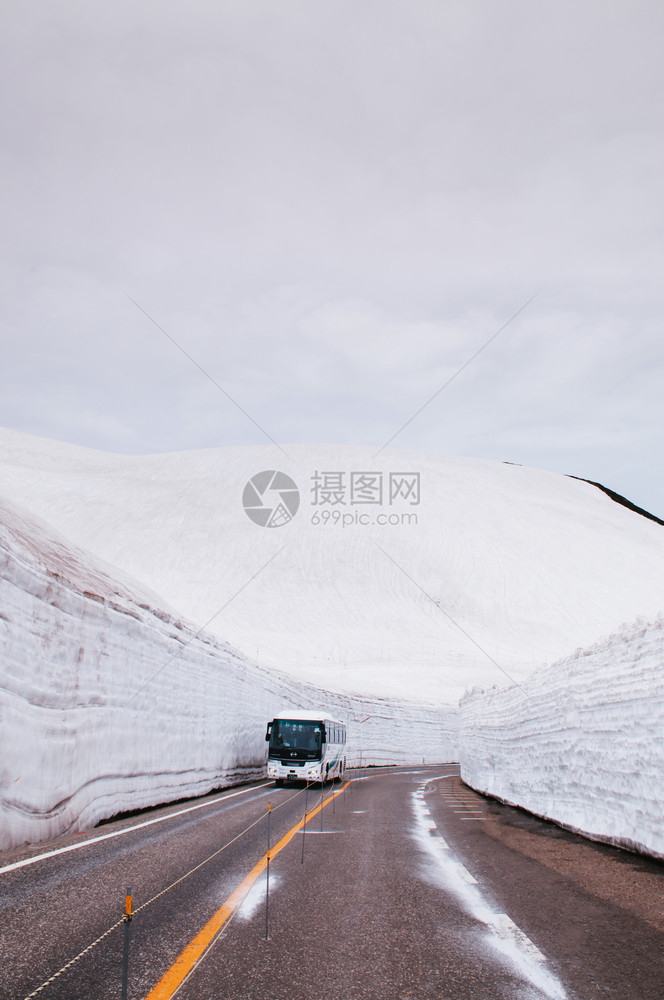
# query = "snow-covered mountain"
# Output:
<box><xmin>1</xmin><ymin>427</ymin><xmax>663</xmax><ymax>706</ymax></box>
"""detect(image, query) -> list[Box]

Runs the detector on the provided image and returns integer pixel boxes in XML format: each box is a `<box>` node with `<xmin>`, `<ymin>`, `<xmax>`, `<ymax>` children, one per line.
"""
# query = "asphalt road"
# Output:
<box><xmin>1</xmin><ymin>767</ymin><xmax>662</xmax><ymax>1000</ymax></box>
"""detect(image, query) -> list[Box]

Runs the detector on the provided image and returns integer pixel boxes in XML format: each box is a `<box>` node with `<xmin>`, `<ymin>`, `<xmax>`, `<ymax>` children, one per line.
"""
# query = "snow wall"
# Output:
<box><xmin>459</xmin><ymin>617</ymin><xmax>664</xmax><ymax>859</ymax></box>
<box><xmin>0</xmin><ymin>498</ymin><xmax>456</xmax><ymax>851</ymax></box>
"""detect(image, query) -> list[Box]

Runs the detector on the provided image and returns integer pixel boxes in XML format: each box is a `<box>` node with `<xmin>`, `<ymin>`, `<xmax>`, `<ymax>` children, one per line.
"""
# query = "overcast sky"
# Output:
<box><xmin>1</xmin><ymin>0</ymin><xmax>663</xmax><ymax>514</ymax></box>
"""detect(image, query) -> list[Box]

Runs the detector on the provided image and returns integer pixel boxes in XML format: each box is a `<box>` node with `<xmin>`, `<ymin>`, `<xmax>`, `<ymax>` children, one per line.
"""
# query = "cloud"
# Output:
<box><xmin>0</xmin><ymin>1</ymin><xmax>663</xmax><ymax>514</ymax></box>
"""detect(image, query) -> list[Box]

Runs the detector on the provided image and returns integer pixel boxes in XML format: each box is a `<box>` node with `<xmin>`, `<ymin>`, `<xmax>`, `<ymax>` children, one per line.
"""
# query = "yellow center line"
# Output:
<box><xmin>144</xmin><ymin>782</ymin><xmax>349</xmax><ymax>1000</ymax></box>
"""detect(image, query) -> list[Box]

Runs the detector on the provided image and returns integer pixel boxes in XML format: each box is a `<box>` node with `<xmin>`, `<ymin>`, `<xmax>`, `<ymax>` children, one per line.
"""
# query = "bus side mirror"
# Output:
<box><xmin>265</xmin><ymin>723</ymin><xmax>272</xmax><ymax>742</ymax></box>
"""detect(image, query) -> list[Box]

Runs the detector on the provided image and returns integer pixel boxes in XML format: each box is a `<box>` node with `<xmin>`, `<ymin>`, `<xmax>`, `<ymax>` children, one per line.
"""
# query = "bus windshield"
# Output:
<box><xmin>269</xmin><ymin>719</ymin><xmax>322</xmax><ymax>757</ymax></box>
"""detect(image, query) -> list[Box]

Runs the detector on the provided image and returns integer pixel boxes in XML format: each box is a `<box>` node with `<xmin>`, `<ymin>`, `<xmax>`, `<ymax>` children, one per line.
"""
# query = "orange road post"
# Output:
<box><xmin>265</xmin><ymin>804</ymin><xmax>271</xmax><ymax>941</ymax></box>
<box><xmin>121</xmin><ymin>887</ymin><xmax>132</xmax><ymax>1000</ymax></box>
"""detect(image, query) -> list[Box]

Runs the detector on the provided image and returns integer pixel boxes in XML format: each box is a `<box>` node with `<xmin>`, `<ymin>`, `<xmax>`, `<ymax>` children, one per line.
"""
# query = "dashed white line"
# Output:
<box><xmin>488</xmin><ymin>913</ymin><xmax>546</xmax><ymax>962</ymax></box>
<box><xmin>451</xmin><ymin>862</ymin><xmax>478</xmax><ymax>884</ymax></box>
<box><xmin>413</xmin><ymin>780</ymin><xmax>568</xmax><ymax>1000</ymax></box>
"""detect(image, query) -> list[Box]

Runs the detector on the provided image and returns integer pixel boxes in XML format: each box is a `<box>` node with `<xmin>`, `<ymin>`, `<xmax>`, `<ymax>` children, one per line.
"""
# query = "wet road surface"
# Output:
<box><xmin>1</xmin><ymin>766</ymin><xmax>662</xmax><ymax>999</ymax></box>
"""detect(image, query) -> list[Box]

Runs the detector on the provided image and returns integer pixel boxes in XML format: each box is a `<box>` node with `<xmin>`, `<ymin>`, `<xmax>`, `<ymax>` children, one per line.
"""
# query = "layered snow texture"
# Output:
<box><xmin>3</xmin><ymin>428</ymin><xmax>662</xmax><ymax>853</ymax></box>
<box><xmin>459</xmin><ymin>617</ymin><xmax>664</xmax><ymax>859</ymax></box>
<box><xmin>3</xmin><ymin>429</ymin><xmax>664</xmax><ymax>705</ymax></box>
<box><xmin>0</xmin><ymin>497</ymin><xmax>454</xmax><ymax>851</ymax></box>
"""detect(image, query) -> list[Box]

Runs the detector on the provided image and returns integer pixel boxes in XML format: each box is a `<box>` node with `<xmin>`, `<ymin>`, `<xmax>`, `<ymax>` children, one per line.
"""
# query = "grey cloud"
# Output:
<box><xmin>0</xmin><ymin>1</ymin><xmax>663</xmax><ymax>515</ymax></box>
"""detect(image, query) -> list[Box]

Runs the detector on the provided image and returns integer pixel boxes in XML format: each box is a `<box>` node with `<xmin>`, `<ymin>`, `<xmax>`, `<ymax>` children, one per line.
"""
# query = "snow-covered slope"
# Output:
<box><xmin>0</xmin><ymin>496</ymin><xmax>453</xmax><ymax>850</ymax></box>
<box><xmin>459</xmin><ymin>617</ymin><xmax>664</xmax><ymax>859</ymax></box>
<box><xmin>1</xmin><ymin>428</ymin><xmax>663</xmax><ymax>705</ymax></box>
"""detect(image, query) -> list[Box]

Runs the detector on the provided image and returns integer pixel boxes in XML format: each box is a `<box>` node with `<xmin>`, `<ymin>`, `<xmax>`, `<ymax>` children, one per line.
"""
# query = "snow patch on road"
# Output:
<box><xmin>412</xmin><ymin>787</ymin><xmax>568</xmax><ymax>1000</ymax></box>
<box><xmin>237</xmin><ymin>872</ymin><xmax>280</xmax><ymax>922</ymax></box>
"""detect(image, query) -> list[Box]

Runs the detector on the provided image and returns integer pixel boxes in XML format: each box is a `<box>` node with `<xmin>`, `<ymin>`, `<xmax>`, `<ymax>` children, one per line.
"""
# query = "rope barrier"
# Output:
<box><xmin>19</xmin><ymin>780</ymin><xmax>311</xmax><ymax>1000</ymax></box>
<box><xmin>149</xmin><ymin>779</ymin><xmax>351</xmax><ymax>1000</ymax></box>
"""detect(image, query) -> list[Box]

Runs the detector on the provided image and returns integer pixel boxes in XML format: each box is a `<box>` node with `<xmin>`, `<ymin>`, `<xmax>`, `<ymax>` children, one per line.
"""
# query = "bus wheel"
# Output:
<box><xmin>275</xmin><ymin>779</ymin><xmax>284</xmax><ymax>787</ymax></box>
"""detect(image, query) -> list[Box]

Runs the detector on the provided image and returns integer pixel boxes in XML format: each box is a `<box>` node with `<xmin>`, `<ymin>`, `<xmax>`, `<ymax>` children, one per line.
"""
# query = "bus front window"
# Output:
<box><xmin>270</xmin><ymin>721</ymin><xmax>322</xmax><ymax>758</ymax></box>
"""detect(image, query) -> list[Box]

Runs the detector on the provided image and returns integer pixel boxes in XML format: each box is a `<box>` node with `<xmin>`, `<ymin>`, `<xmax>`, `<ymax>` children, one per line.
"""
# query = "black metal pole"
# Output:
<box><xmin>121</xmin><ymin>888</ymin><xmax>132</xmax><ymax>1000</ymax></box>
<box><xmin>265</xmin><ymin>804</ymin><xmax>271</xmax><ymax>940</ymax></box>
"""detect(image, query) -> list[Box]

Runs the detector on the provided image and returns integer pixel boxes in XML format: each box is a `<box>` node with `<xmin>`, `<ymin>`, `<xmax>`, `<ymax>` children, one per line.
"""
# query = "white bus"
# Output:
<box><xmin>265</xmin><ymin>710</ymin><xmax>347</xmax><ymax>786</ymax></box>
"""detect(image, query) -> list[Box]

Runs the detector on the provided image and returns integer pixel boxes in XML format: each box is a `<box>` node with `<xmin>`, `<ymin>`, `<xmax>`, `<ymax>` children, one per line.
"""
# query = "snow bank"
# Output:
<box><xmin>459</xmin><ymin>618</ymin><xmax>664</xmax><ymax>858</ymax></box>
<box><xmin>3</xmin><ymin>429</ymin><xmax>664</xmax><ymax>705</ymax></box>
<box><xmin>0</xmin><ymin>498</ymin><xmax>453</xmax><ymax>851</ymax></box>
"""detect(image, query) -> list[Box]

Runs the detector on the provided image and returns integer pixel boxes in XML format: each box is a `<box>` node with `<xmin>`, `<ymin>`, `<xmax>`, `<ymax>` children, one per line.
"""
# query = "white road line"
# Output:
<box><xmin>0</xmin><ymin>784</ymin><xmax>269</xmax><ymax>875</ymax></box>
<box><xmin>451</xmin><ymin>862</ymin><xmax>478</xmax><ymax>884</ymax></box>
<box><xmin>489</xmin><ymin>913</ymin><xmax>546</xmax><ymax>962</ymax></box>
<box><xmin>412</xmin><ymin>782</ymin><xmax>568</xmax><ymax>1000</ymax></box>
<box><xmin>299</xmin><ymin>830</ymin><xmax>344</xmax><ymax>835</ymax></box>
